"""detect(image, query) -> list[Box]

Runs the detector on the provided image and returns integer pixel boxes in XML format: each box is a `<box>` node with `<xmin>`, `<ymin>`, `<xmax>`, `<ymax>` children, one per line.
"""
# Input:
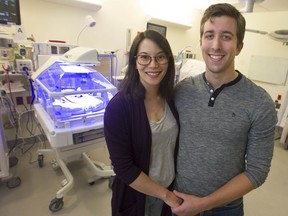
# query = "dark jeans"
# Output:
<box><xmin>197</xmin><ymin>198</ymin><xmax>244</xmax><ymax>216</ymax></box>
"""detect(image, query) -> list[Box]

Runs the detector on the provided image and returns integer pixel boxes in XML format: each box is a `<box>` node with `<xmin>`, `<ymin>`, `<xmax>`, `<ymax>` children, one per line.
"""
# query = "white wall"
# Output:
<box><xmin>236</xmin><ymin>11</ymin><xmax>288</xmax><ymax>101</ymax></box>
<box><xmin>21</xmin><ymin>0</ymin><xmax>195</xmax><ymax>53</ymax></box>
<box><xmin>20</xmin><ymin>0</ymin><xmax>288</xmax><ymax>100</ymax></box>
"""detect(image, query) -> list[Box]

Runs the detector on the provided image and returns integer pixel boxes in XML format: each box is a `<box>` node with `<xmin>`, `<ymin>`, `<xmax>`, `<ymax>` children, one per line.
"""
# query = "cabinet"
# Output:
<box><xmin>43</xmin><ymin>0</ymin><xmax>102</xmax><ymax>11</ymax></box>
<box><xmin>278</xmin><ymin>91</ymin><xmax>288</xmax><ymax>148</ymax></box>
<box><xmin>280</xmin><ymin>116</ymin><xmax>288</xmax><ymax>149</ymax></box>
<box><xmin>148</xmin><ymin>17</ymin><xmax>192</xmax><ymax>30</ymax></box>
<box><xmin>0</xmin><ymin>116</ymin><xmax>9</xmax><ymax>180</ymax></box>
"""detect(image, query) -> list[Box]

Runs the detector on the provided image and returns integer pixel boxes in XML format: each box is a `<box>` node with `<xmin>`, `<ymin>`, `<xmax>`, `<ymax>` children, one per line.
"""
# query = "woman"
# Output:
<box><xmin>104</xmin><ymin>30</ymin><xmax>182</xmax><ymax>216</ymax></box>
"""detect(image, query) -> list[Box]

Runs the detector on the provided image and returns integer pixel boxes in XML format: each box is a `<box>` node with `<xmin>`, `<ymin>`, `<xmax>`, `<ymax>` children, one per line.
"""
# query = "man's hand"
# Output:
<box><xmin>171</xmin><ymin>190</ymin><xmax>206</xmax><ymax>216</ymax></box>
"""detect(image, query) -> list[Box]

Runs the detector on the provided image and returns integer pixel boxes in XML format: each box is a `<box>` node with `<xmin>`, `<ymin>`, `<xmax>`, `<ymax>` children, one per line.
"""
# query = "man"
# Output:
<box><xmin>172</xmin><ymin>3</ymin><xmax>277</xmax><ymax>216</ymax></box>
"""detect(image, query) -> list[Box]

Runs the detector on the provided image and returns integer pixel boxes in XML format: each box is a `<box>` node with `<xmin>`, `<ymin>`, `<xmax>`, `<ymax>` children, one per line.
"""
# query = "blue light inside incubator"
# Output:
<box><xmin>35</xmin><ymin>61</ymin><xmax>116</xmax><ymax>126</ymax></box>
<box><xmin>37</xmin><ymin>62</ymin><xmax>115</xmax><ymax>93</ymax></box>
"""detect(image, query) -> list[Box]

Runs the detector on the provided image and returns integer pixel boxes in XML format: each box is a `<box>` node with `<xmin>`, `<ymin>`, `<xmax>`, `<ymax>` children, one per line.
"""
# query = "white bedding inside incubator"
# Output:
<box><xmin>52</xmin><ymin>94</ymin><xmax>105</xmax><ymax>117</ymax></box>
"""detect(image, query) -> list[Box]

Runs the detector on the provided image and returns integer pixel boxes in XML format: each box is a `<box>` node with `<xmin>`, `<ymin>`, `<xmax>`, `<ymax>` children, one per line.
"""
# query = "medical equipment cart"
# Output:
<box><xmin>32</xmin><ymin>47</ymin><xmax>117</xmax><ymax>212</ymax></box>
<box><xmin>0</xmin><ymin>115</ymin><xmax>21</xmax><ymax>188</ymax></box>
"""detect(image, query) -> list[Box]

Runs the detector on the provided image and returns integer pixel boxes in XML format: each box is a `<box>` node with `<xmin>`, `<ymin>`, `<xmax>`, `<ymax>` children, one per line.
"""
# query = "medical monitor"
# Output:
<box><xmin>0</xmin><ymin>0</ymin><xmax>21</xmax><ymax>25</ymax></box>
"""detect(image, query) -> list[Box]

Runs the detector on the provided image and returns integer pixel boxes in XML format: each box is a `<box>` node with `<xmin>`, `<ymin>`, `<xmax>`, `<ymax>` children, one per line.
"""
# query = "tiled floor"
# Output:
<box><xmin>0</xmin><ymin>142</ymin><xmax>113</xmax><ymax>216</ymax></box>
<box><xmin>244</xmin><ymin>140</ymin><xmax>288</xmax><ymax>215</ymax></box>
<box><xmin>1</xmin><ymin>139</ymin><xmax>287</xmax><ymax>216</ymax></box>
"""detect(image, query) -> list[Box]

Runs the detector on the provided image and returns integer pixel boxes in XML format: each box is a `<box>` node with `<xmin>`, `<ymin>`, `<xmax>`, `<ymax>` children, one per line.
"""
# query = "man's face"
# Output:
<box><xmin>201</xmin><ymin>16</ymin><xmax>243</xmax><ymax>75</ymax></box>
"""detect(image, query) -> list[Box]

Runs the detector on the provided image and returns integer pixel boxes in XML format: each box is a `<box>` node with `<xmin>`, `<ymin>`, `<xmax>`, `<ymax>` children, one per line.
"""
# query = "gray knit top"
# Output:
<box><xmin>174</xmin><ymin>71</ymin><xmax>277</xmax><ymax>197</ymax></box>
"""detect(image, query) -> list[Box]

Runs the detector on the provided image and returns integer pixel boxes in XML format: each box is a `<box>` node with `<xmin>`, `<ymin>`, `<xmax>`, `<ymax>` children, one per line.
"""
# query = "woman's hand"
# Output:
<box><xmin>162</xmin><ymin>190</ymin><xmax>183</xmax><ymax>208</ymax></box>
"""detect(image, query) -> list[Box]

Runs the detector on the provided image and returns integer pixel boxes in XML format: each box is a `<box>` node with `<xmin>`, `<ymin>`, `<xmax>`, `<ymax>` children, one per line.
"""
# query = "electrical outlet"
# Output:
<box><xmin>16</xmin><ymin>96</ymin><xmax>24</xmax><ymax>105</ymax></box>
<box><xmin>16</xmin><ymin>59</ymin><xmax>33</xmax><ymax>73</ymax></box>
<box><xmin>26</xmin><ymin>96</ymin><xmax>32</xmax><ymax>104</ymax></box>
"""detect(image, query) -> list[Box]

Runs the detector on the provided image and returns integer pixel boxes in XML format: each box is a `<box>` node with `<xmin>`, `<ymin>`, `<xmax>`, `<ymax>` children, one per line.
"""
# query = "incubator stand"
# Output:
<box><xmin>32</xmin><ymin>47</ymin><xmax>117</xmax><ymax>212</ymax></box>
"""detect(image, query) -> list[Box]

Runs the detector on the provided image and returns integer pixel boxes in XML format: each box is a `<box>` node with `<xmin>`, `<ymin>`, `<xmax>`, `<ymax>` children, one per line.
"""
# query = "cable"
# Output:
<box><xmin>0</xmin><ymin>70</ymin><xmax>47</xmax><ymax>164</ymax></box>
<box><xmin>2</xmin><ymin>63</ymin><xmax>15</xmax><ymax>106</ymax></box>
<box><xmin>10</xmin><ymin>109</ymin><xmax>47</xmax><ymax>161</ymax></box>
<box><xmin>23</xmin><ymin>67</ymin><xmax>35</xmax><ymax>106</ymax></box>
<box><xmin>0</xmin><ymin>95</ymin><xmax>17</xmax><ymax>128</ymax></box>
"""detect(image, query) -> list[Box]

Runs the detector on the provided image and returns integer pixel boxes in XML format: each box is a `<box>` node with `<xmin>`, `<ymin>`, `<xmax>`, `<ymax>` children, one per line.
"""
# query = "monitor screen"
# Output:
<box><xmin>146</xmin><ymin>22</ymin><xmax>167</xmax><ymax>37</ymax></box>
<box><xmin>0</xmin><ymin>0</ymin><xmax>21</xmax><ymax>25</ymax></box>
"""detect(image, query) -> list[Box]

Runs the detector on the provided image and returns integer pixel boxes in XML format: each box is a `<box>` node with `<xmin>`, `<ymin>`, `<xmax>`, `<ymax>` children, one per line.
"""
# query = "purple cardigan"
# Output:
<box><xmin>104</xmin><ymin>91</ymin><xmax>179</xmax><ymax>216</ymax></box>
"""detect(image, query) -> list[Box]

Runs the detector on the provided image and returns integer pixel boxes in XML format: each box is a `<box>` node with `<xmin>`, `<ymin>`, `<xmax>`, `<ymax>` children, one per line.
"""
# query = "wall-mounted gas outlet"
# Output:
<box><xmin>16</xmin><ymin>59</ymin><xmax>33</xmax><ymax>73</ymax></box>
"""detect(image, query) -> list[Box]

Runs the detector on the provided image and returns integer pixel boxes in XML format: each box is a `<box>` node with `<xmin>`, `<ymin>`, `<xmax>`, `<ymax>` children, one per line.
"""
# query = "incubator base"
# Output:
<box><xmin>34</xmin><ymin>103</ymin><xmax>115</xmax><ymax>212</ymax></box>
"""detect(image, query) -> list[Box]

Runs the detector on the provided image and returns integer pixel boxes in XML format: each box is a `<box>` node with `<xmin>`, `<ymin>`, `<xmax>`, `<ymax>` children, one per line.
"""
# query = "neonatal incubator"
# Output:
<box><xmin>32</xmin><ymin>47</ymin><xmax>117</xmax><ymax>212</ymax></box>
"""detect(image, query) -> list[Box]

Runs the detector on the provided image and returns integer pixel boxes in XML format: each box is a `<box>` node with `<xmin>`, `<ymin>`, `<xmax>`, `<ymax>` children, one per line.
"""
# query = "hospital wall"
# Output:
<box><xmin>20</xmin><ymin>0</ymin><xmax>288</xmax><ymax>101</ymax></box>
<box><xmin>237</xmin><ymin>12</ymin><xmax>288</xmax><ymax>102</ymax></box>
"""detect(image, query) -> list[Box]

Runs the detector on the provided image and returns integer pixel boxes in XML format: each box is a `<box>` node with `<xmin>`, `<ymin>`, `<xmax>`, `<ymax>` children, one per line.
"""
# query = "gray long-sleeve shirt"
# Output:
<box><xmin>174</xmin><ymin>72</ymin><xmax>277</xmax><ymax>197</ymax></box>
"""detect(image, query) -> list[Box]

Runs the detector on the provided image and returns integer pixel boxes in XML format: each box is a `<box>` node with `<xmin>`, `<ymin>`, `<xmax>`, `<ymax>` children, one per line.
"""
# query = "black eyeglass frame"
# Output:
<box><xmin>134</xmin><ymin>54</ymin><xmax>170</xmax><ymax>66</ymax></box>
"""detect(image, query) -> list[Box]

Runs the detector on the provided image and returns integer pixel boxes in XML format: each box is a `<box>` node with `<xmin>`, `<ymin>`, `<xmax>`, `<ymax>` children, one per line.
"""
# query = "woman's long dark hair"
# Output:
<box><xmin>119</xmin><ymin>30</ymin><xmax>175</xmax><ymax>100</ymax></box>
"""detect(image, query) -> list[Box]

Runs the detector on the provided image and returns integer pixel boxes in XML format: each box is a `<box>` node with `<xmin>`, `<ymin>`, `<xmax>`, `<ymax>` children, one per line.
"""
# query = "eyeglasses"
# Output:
<box><xmin>135</xmin><ymin>54</ymin><xmax>169</xmax><ymax>66</ymax></box>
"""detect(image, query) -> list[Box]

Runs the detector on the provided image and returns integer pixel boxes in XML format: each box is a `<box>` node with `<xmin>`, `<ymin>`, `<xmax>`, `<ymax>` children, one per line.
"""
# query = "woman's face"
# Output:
<box><xmin>135</xmin><ymin>38</ymin><xmax>169</xmax><ymax>91</ymax></box>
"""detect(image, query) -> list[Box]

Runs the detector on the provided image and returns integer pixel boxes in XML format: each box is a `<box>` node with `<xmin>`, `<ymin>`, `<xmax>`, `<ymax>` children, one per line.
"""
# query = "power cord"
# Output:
<box><xmin>23</xmin><ymin>66</ymin><xmax>35</xmax><ymax>106</ymax></box>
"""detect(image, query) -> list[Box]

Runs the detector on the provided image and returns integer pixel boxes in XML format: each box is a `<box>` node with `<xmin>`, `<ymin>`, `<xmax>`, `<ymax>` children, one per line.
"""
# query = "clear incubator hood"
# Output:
<box><xmin>32</xmin><ymin>47</ymin><xmax>117</xmax><ymax>129</ymax></box>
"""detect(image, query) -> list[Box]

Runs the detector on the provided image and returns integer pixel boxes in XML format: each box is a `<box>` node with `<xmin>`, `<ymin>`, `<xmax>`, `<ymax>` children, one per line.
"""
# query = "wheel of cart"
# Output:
<box><xmin>6</xmin><ymin>176</ymin><xmax>21</xmax><ymax>188</ymax></box>
<box><xmin>83</xmin><ymin>152</ymin><xmax>115</xmax><ymax>188</ymax></box>
<box><xmin>36</xmin><ymin>148</ymin><xmax>114</xmax><ymax>212</ymax></box>
<box><xmin>49</xmin><ymin>157</ymin><xmax>73</xmax><ymax>212</ymax></box>
<box><xmin>37</xmin><ymin>149</ymin><xmax>73</xmax><ymax>212</ymax></box>
<box><xmin>38</xmin><ymin>153</ymin><xmax>44</xmax><ymax>168</ymax></box>
<box><xmin>49</xmin><ymin>197</ymin><xmax>64</xmax><ymax>212</ymax></box>
<box><xmin>88</xmin><ymin>173</ymin><xmax>115</xmax><ymax>188</ymax></box>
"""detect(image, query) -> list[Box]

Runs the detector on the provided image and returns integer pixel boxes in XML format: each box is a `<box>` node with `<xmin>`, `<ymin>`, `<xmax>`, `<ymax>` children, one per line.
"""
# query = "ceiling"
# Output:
<box><xmin>192</xmin><ymin>0</ymin><xmax>288</xmax><ymax>12</ymax></box>
<box><xmin>234</xmin><ymin>0</ymin><xmax>288</xmax><ymax>12</ymax></box>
